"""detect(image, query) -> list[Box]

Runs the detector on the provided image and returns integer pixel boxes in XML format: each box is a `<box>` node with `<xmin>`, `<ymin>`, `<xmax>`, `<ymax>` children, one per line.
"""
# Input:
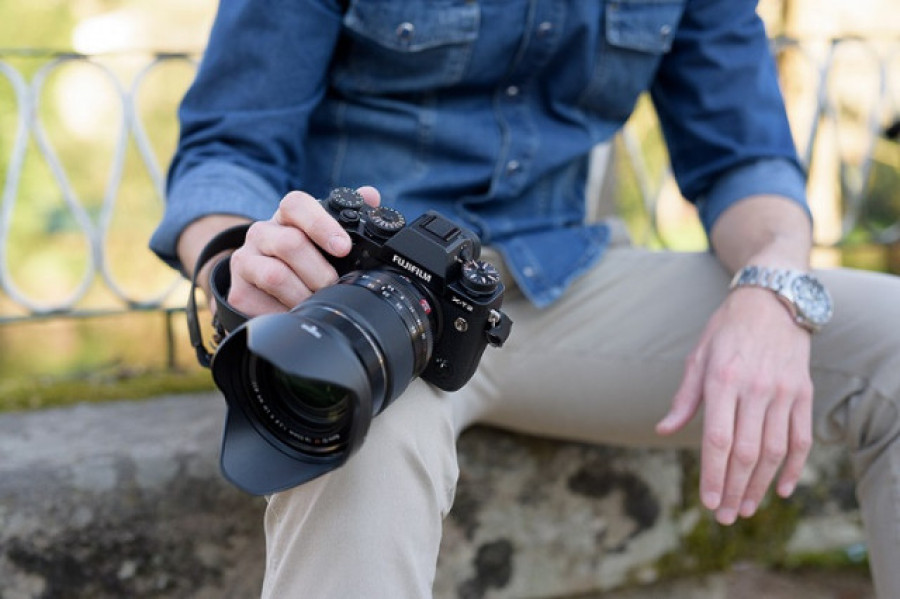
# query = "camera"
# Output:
<box><xmin>188</xmin><ymin>188</ymin><xmax>513</xmax><ymax>495</ymax></box>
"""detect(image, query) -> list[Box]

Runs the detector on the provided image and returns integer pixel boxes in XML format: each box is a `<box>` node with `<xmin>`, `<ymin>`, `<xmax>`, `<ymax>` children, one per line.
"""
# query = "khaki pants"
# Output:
<box><xmin>261</xmin><ymin>241</ymin><xmax>900</xmax><ymax>598</ymax></box>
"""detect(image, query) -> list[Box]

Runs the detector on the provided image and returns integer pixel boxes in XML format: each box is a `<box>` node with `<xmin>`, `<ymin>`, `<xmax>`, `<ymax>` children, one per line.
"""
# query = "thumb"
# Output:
<box><xmin>356</xmin><ymin>185</ymin><xmax>381</xmax><ymax>207</ymax></box>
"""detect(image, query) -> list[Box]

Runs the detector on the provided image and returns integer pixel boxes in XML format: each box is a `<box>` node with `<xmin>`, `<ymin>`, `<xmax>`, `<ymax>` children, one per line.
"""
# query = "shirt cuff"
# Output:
<box><xmin>149</xmin><ymin>161</ymin><xmax>282</xmax><ymax>271</ymax></box>
<box><xmin>695</xmin><ymin>158</ymin><xmax>811</xmax><ymax>235</ymax></box>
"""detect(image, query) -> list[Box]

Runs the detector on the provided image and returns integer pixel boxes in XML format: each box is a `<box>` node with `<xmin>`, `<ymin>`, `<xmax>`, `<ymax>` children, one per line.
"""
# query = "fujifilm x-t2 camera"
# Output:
<box><xmin>188</xmin><ymin>188</ymin><xmax>513</xmax><ymax>495</ymax></box>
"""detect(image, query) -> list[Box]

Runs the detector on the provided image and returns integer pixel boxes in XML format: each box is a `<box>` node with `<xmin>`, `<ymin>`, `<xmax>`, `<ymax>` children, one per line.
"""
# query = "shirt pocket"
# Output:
<box><xmin>579</xmin><ymin>0</ymin><xmax>686</xmax><ymax>121</ymax></box>
<box><xmin>332</xmin><ymin>0</ymin><xmax>480</xmax><ymax>95</ymax></box>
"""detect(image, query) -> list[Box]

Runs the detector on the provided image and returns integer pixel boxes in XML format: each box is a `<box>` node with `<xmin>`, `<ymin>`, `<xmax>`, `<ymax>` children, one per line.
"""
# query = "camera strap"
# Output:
<box><xmin>187</xmin><ymin>223</ymin><xmax>253</xmax><ymax>368</ymax></box>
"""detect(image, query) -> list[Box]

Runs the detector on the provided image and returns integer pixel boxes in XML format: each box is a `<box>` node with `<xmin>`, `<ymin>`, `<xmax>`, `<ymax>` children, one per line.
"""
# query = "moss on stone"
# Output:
<box><xmin>656</xmin><ymin>500</ymin><xmax>803</xmax><ymax>579</ymax></box>
<box><xmin>652</xmin><ymin>450</ymin><xmax>803</xmax><ymax>580</ymax></box>
<box><xmin>782</xmin><ymin>547</ymin><xmax>870</xmax><ymax>573</ymax></box>
<box><xmin>0</xmin><ymin>367</ymin><xmax>215</xmax><ymax>412</ymax></box>
<box><xmin>649</xmin><ymin>449</ymin><xmax>869</xmax><ymax>583</ymax></box>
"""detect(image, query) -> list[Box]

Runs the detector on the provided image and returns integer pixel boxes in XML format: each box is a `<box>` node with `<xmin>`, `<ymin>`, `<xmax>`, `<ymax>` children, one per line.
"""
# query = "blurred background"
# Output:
<box><xmin>0</xmin><ymin>0</ymin><xmax>216</xmax><ymax>408</ymax></box>
<box><xmin>0</xmin><ymin>0</ymin><xmax>898</xmax><ymax>411</ymax></box>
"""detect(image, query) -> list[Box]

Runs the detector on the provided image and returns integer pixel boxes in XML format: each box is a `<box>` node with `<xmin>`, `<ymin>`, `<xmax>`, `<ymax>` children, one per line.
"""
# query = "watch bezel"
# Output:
<box><xmin>786</xmin><ymin>274</ymin><xmax>834</xmax><ymax>328</ymax></box>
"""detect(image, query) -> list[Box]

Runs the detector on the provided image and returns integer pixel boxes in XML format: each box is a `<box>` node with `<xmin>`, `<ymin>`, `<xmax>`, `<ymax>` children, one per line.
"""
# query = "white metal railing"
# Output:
<box><xmin>1</xmin><ymin>39</ymin><xmax>898</xmax><ymax>328</ymax></box>
<box><xmin>1</xmin><ymin>50</ymin><xmax>197</xmax><ymax>322</ymax></box>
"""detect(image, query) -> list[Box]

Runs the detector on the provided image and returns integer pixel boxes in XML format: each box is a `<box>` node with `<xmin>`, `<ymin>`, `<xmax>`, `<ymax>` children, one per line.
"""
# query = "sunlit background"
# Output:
<box><xmin>0</xmin><ymin>0</ymin><xmax>216</xmax><ymax>405</ymax></box>
<box><xmin>0</xmin><ymin>0</ymin><xmax>897</xmax><ymax>410</ymax></box>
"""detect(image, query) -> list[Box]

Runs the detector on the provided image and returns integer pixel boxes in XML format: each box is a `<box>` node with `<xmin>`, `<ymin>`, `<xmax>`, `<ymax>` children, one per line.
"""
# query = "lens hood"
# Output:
<box><xmin>212</xmin><ymin>313</ymin><xmax>374</xmax><ymax>495</ymax></box>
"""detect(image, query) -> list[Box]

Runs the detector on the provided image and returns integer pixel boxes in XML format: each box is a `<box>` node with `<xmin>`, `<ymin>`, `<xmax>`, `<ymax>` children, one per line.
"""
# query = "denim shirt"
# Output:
<box><xmin>151</xmin><ymin>0</ymin><xmax>808</xmax><ymax>307</ymax></box>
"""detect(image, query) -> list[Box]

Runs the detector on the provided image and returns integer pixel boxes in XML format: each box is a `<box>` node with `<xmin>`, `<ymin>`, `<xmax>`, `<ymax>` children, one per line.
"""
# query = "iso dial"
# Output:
<box><xmin>326</xmin><ymin>187</ymin><xmax>365</xmax><ymax>211</ymax></box>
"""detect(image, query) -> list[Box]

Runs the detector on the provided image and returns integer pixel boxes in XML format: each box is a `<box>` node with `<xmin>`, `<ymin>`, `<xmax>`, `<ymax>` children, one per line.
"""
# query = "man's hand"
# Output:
<box><xmin>175</xmin><ymin>186</ymin><xmax>380</xmax><ymax>317</ymax></box>
<box><xmin>228</xmin><ymin>187</ymin><xmax>381</xmax><ymax>316</ymax></box>
<box><xmin>656</xmin><ymin>286</ymin><xmax>813</xmax><ymax>524</ymax></box>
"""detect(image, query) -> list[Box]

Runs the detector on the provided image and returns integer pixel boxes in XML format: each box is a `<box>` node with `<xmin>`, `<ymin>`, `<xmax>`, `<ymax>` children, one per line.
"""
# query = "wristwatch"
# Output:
<box><xmin>729</xmin><ymin>265</ymin><xmax>834</xmax><ymax>333</ymax></box>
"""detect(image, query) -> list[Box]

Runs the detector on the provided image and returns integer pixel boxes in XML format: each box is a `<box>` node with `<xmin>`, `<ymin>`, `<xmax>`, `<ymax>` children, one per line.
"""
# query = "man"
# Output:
<box><xmin>151</xmin><ymin>1</ymin><xmax>900</xmax><ymax>596</ymax></box>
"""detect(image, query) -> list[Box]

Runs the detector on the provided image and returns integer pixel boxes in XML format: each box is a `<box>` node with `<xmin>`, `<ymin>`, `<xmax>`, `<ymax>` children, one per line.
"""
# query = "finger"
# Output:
<box><xmin>657</xmin><ymin>350</ymin><xmax>705</xmax><ymax>435</ymax></box>
<box><xmin>776</xmin><ymin>390</ymin><xmax>813</xmax><ymax>498</ymax></box>
<box><xmin>699</xmin><ymin>372</ymin><xmax>739</xmax><ymax>512</ymax></box>
<box><xmin>716</xmin><ymin>390</ymin><xmax>770</xmax><ymax>524</ymax></box>
<box><xmin>738</xmin><ymin>393</ymin><xmax>791</xmax><ymax>518</ymax></box>
<box><xmin>275</xmin><ymin>190</ymin><xmax>353</xmax><ymax>257</ymax></box>
<box><xmin>356</xmin><ymin>185</ymin><xmax>381</xmax><ymax>207</ymax></box>
<box><xmin>228</xmin><ymin>274</ymin><xmax>293</xmax><ymax>317</ymax></box>
<box><xmin>244</xmin><ymin>220</ymin><xmax>339</xmax><ymax>292</ymax></box>
<box><xmin>229</xmin><ymin>251</ymin><xmax>314</xmax><ymax>315</ymax></box>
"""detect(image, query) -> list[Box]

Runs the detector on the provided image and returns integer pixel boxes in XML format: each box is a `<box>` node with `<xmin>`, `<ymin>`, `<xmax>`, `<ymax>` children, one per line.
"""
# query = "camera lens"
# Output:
<box><xmin>248</xmin><ymin>355</ymin><xmax>353</xmax><ymax>455</ymax></box>
<box><xmin>212</xmin><ymin>268</ymin><xmax>435</xmax><ymax>493</ymax></box>
<box><xmin>274</xmin><ymin>371</ymin><xmax>348</xmax><ymax>417</ymax></box>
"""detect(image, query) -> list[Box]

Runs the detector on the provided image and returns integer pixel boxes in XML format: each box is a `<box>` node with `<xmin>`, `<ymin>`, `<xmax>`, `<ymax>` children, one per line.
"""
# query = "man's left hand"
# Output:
<box><xmin>656</xmin><ymin>286</ymin><xmax>814</xmax><ymax>524</ymax></box>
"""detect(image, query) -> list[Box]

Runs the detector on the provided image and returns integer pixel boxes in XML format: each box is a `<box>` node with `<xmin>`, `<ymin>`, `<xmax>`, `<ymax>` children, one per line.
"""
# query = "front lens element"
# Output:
<box><xmin>250</xmin><ymin>356</ymin><xmax>354</xmax><ymax>456</ymax></box>
<box><xmin>273</xmin><ymin>368</ymin><xmax>349</xmax><ymax>421</ymax></box>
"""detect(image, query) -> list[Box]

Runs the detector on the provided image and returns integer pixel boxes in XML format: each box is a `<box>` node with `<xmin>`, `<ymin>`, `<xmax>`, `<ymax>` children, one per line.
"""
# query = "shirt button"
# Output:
<box><xmin>505</xmin><ymin>85</ymin><xmax>520</xmax><ymax>97</ymax></box>
<box><xmin>506</xmin><ymin>160</ymin><xmax>521</xmax><ymax>175</ymax></box>
<box><xmin>537</xmin><ymin>21</ymin><xmax>554</xmax><ymax>37</ymax></box>
<box><xmin>396</xmin><ymin>22</ymin><xmax>415</xmax><ymax>42</ymax></box>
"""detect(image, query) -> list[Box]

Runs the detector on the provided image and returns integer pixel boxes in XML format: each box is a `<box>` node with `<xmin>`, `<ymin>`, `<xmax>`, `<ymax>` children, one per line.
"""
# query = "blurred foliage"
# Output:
<box><xmin>857</xmin><ymin>137</ymin><xmax>900</xmax><ymax>233</ymax></box>
<box><xmin>0</xmin><ymin>0</ymin><xmax>77</xmax><ymax>53</ymax></box>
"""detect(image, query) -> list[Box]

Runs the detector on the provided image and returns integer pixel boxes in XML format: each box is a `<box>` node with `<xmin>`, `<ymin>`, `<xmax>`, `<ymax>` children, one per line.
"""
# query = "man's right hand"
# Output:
<box><xmin>227</xmin><ymin>187</ymin><xmax>381</xmax><ymax>317</ymax></box>
<box><xmin>175</xmin><ymin>186</ymin><xmax>381</xmax><ymax>318</ymax></box>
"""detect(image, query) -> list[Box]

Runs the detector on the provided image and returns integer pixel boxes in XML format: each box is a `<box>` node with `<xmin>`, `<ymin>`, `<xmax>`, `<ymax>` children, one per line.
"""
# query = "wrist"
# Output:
<box><xmin>738</xmin><ymin>240</ymin><xmax>810</xmax><ymax>274</ymax></box>
<box><xmin>177</xmin><ymin>215</ymin><xmax>252</xmax><ymax>275</ymax></box>
<box><xmin>729</xmin><ymin>265</ymin><xmax>834</xmax><ymax>333</ymax></box>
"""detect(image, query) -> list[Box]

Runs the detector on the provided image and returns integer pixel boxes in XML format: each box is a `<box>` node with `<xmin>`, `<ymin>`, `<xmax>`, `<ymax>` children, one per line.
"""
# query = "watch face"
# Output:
<box><xmin>791</xmin><ymin>275</ymin><xmax>833</xmax><ymax>326</ymax></box>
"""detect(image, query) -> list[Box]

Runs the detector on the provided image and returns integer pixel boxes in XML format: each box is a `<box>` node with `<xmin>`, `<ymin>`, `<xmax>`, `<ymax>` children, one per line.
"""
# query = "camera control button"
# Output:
<box><xmin>338</xmin><ymin>208</ymin><xmax>360</xmax><ymax>225</ymax></box>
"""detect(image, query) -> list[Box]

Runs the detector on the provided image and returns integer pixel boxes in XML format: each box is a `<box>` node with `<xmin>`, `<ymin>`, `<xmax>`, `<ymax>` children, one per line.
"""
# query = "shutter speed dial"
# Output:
<box><xmin>365</xmin><ymin>206</ymin><xmax>406</xmax><ymax>239</ymax></box>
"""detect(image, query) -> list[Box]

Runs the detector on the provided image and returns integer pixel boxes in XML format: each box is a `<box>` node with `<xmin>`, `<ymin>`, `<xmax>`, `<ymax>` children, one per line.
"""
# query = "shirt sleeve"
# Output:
<box><xmin>649</xmin><ymin>0</ymin><xmax>810</xmax><ymax>235</ymax></box>
<box><xmin>149</xmin><ymin>0</ymin><xmax>346</xmax><ymax>270</ymax></box>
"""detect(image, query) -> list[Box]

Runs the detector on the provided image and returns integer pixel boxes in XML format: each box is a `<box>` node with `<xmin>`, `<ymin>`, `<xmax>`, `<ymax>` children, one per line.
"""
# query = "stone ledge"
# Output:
<box><xmin>0</xmin><ymin>394</ymin><xmax>265</xmax><ymax>599</ymax></box>
<box><xmin>0</xmin><ymin>394</ymin><xmax>866</xmax><ymax>598</ymax></box>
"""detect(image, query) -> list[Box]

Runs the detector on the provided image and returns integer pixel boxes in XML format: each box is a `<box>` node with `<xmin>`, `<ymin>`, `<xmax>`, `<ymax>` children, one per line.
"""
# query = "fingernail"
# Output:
<box><xmin>702</xmin><ymin>491</ymin><xmax>720</xmax><ymax>510</ymax></box>
<box><xmin>717</xmin><ymin>508</ymin><xmax>737</xmax><ymax>525</ymax></box>
<box><xmin>778</xmin><ymin>482</ymin><xmax>796</xmax><ymax>497</ymax></box>
<box><xmin>656</xmin><ymin>412</ymin><xmax>679</xmax><ymax>431</ymax></box>
<box><xmin>740</xmin><ymin>500</ymin><xmax>756</xmax><ymax>517</ymax></box>
<box><xmin>329</xmin><ymin>234</ymin><xmax>350</xmax><ymax>255</ymax></box>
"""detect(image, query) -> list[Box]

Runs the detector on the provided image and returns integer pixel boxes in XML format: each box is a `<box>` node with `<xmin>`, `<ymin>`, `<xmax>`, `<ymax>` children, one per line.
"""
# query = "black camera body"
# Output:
<box><xmin>188</xmin><ymin>188</ymin><xmax>512</xmax><ymax>495</ymax></box>
<box><xmin>322</xmin><ymin>188</ymin><xmax>508</xmax><ymax>391</ymax></box>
